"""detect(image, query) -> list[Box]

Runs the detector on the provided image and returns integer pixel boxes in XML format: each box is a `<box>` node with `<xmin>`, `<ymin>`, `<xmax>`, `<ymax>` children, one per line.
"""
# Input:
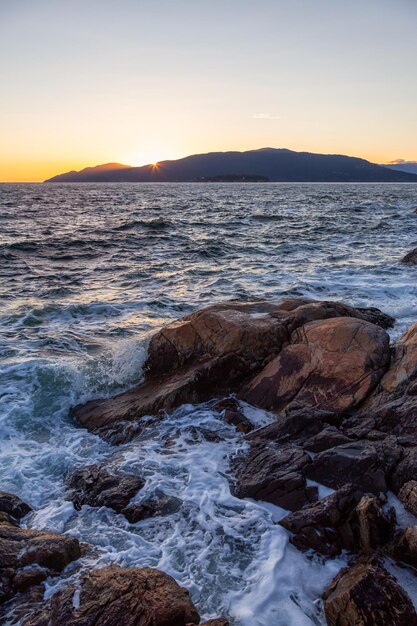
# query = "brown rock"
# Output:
<box><xmin>213</xmin><ymin>397</ymin><xmax>253</xmax><ymax>433</ymax></box>
<box><xmin>389</xmin><ymin>526</ymin><xmax>417</xmax><ymax>568</ymax></box>
<box><xmin>323</xmin><ymin>558</ymin><xmax>417</xmax><ymax>626</ymax></box>
<box><xmin>398</xmin><ymin>480</ymin><xmax>417</xmax><ymax>517</ymax></box>
<box><xmin>280</xmin><ymin>485</ymin><xmax>395</xmax><ymax>557</ymax></box>
<box><xmin>401</xmin><ymin>247</ymin><xmax>417</xmax><ymax>264</ymax></box>
<box><xmin>0</xmin><ymin>491</ymin><xmax>32</xmax><ymax>521</ymax></box>
<box><xmin>122</xmin><ymin>496</ymin><xmax>182</xmax><ymax>523</ymax></box>
<box><xmin>22</xmin><ymin>565</ymin><xmax>200</xmax><ymax>626</ymax></box>
<box><xmin>0</xmin><ymin>519</ymin><xmax>81</xmax><ymax>605</ymax></box>
<box><xmin>72</xmin><ymin>299</ymin><xmax>393</xmax><ymax>439</ymax></box>
<box><xmin>241</xmin><ymin>317</ymin><xmax>390</xmax><ymax>415</ymax></box>
<box><xmin>198</xmin><ymin>620</ymin><xmax>229</xmax><ymax>626</ymax></box>
<box><xmin>66</xmin><ymin>464</ymin><xmax>144</xmax><ymax>513</ymax></box>
<box><xmin>390</xmin><ymin>447</ymin><xmax>417</xmax><ymax>493</ymax></box>
<box><xmin>233</xmin><ymin>442</ymin><xmax>317</xmax><ymax>511</ymax></box>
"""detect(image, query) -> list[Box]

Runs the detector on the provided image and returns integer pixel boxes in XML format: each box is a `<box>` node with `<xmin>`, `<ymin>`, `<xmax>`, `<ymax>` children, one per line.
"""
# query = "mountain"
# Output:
<box><xmin>384</xmin><ymin>160</ymin><xmax>417</xmax><ymax>176</ymax></box>
<box><xmin>45</xmin><ymin>148</ymin><xmax>417</xmax><ymax>183</ymax></box>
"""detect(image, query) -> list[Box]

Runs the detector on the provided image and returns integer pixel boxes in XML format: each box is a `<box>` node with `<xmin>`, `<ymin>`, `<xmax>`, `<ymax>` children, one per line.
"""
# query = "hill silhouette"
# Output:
<box><xmin>46</xmin><ymin>148</ymin><xmax>417</xmax><ymax>183</ymax></box>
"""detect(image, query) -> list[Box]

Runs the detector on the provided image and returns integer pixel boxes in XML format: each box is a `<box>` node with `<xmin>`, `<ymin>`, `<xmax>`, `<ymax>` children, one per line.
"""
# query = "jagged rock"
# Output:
<box><xmin>303</xmin><ymin>425</ymin><xmax>352</xmax><ymax>452</ymax></box>
<box><xmin>323</xmin><ymin>558</ymin><xmax>417</xmax><ymax>626</ymax></box>
<box><xmin>305</xmin><ymin>441</ymin><xmax>401</xmax><ymax>494</ymax></box>
<box><xmin>0</xmin><ymin>491</ymin><xmax>32</xmax><ymax>521</ymax></box>
<box><xmin>213</xmin><ymin>397</ymin><xmax>253</xmax><ymax>433</ymax></box>
<box><xmin>22</xmin><ymin>565</ymin><xmax>200</xmax><ymax>626</ymax></box>
<box><xmin>71</xmin><ymin>299</ymin><xmax>393</xmax><ymax>439</ymax></box>
<box><xmin>66</xmin><ymin>464</ymin><xmax>144</xmax><ymax>513</ymax></box>
<box><xmin>198</xmin><ymin>620</ymin><xmax>229</xmax><ymax>626</ymax></box>
<box><xmin>0</xmin><ymin>519</ymin><xmax>81</xmax><ymax>605</ymax></box>
<box><xmin>233</xmin><ymin>442</ymin><xmax>317</xmax><ymax>511</ymax></box>
<box><xmin>398</xmin><ymin>480</ymin><xmax>417</xmax><ymax>517</ymax></box>
<box><xmin>388</xmin><ymin>526</ymin><xmax>417</xmax><ymax>568</ymax></box>
<box><xmin>122</xmin><ymin>496</ymin><xmax>182</xmax><ymax>523</ymax></box>
<box><xmin>241</xmin><ymin>317</ymin><xmax>390</xmax><ymax>414</ymax></box>
<box><xmin>401</xmin><ymin>247</ymin><xmax>417</xmax><ymax>264</ymax></box>
<box><xmin>280</xmin><ymin>485</ymin><xmax>395</xmax><ymax>556</ymax></box>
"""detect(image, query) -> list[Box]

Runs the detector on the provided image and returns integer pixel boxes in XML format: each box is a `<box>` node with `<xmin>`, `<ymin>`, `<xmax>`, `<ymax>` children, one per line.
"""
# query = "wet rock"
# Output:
<box><xmin>241</xmin><ymin>317</ymin><xmax>390</xmax><ymax>414</ymax></box>
<box><xmin>0</xmin><ymin>519</ymin><xmax>81</xmax><ymax>605</ymax></box>
<box><xmin>303</xmin><ymin>425</ymin><xmax>352</xmax><ymax>453</ymax></box>
<box><xmin>398</xmin><ymin>480</ymin><xmax>417</xmax><ymax>517</ymax></box>
<box><xmin>401</xmin><ymin>247</ymin><xmax>417</xmax><ymax>264</ymax></box>
<box><xmin>66</xmin><ymin>464</ymin><xmax>144</xmax><ymax>513</ymax></box>
<box><xmin>198</xmin><ymin>620</ymin><xmax>229</xmax><ymax>626</ymax></box>
<box><xmin>388</xmin><ymin>526</ymin><xmax>417</xmax><ymax>568</ymax></box>
<box><xmin>22</xmin><ymin>565</ymin><xmax>200</xmax><ymax>626</ymax></box>
<box><xmin>305</xmin><ymin>441</ymin><xmax>399</xmax><ymax>494</ymax></box>
<box><xmin>233</xmin><ymin>442</ymin><xmax>317</xmax><ymax>511</ymax></box>
<box><xmin>280</xmin><ymin>485</ymin><xmax>395</xmax><ymax>556</ymax></box>
<box><xmin>390</xmin><ymin>447</ymin><xmax>417</xmax><ymax>493</ymax></box>
<box><xmin>213</xmin><ymin>397</ymin><xmax>253</xmax><ymax>433</ymax></box>
<box><xmin>0</xmin><ymin>491</ymin><xmax>32</xmax><ymax>521</ymax></box>
<box><xmin>72</xmin><ymin>355</ymin><xmax>248</xmax><ymax>437</ymax></box>
<box><xmin>72</xmin><ymin>298</ymin><xmax>392</xmax><ymax>439</ymax></box>
<box><xmin>323</xmin><ymin>558</ymin><xmax>417</xmax><ymax>626</ymax></box>
<box><xmin>122</xmin><ymin>496</ymin><xmax>182</xmax><ymax>523</ymax></box>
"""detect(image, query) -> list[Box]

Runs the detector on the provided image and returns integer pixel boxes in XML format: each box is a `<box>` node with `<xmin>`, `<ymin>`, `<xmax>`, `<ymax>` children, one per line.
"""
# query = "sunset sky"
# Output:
<box><xmin>1</xmin><ymin>0</ymin><xmax>416</xmax><ymax>182</ymax></box>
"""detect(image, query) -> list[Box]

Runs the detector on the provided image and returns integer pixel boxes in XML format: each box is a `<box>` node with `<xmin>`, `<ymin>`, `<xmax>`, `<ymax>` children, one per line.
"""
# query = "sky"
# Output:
<box><xmin>1</xmin><ymin>0</ymin><xmax>416</xmax><ymax>182</ymax></box>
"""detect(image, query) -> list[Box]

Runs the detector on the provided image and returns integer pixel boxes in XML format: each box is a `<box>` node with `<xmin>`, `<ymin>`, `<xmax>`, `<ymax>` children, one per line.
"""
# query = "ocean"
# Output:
<box><xmin>1</xmin><ymin>182</ymin><xmax>417</xmax><ymax>624</ymax></box>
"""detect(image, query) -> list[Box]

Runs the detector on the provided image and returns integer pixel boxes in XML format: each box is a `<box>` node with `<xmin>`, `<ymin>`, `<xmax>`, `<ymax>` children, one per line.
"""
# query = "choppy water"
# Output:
<box><xmin>1</xmin><ymin>182</ymin><xmax>417</xmax><ymax>624</ymax></box>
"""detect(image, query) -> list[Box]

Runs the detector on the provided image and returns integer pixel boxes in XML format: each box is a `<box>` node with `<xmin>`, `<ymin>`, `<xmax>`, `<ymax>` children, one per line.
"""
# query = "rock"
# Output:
<box><xmin>323</xmin><ymin>558</ymin><xmax>417</xmax><ymax>626</ymax></box>
<box><xmin>401</xmin><ymin>247</ymin><xmax>417</xmax><ymax>264</ymax></box>
<box><xmin>233</xmin><ymin>442</ymin><xmax>317</xmax><ymax>511</ymax></box>
<box><xmin>72</xmin><ymin>355</ymin><xmax>248</xmax><ymax>438</ymax></box>
<box><xmin>213</xmin><ymin>397</ymin><xmax>253</xmax><ymax>433</ymax></box>
<box><xmin>280</xmin><ymin>485</ymin><xmax>395</xmax><ymax>556</ymax></box>
<box><xmin>388</xmin><ymin>526</ymin><xmax>417</xmax><ymax>568</ymax></box>
<box><xmin>22</xmin><ymin>565</ymin><xmax>200</xmax><ymax>626</ymax></box>
<box><xmin>240</xmin><ymin>317</ymin><xmax>390</xmax><ymax>414</ymax></box>
<box><xmin>72</xmin><ymin>299</ymin><xmax>393</xmax><ymax>439</ymax></box>
<box><xmin>66</xmin><ymin>464</ymin><xmax>144</xmax><ymax>513</ymax></box>
<box><xmin>0</xmin><ymin>491</ymin><xmax>32</xmax><ymax>521</ymax></box>
<box><xmin>0</xmin><ymin>518</ymin><xmax>81</xmax><ymax>605</ymax></box>
<box><xmin>198</xmin><ymin>620</ymin><xmax>229</xmax><ymax>626</ymax></box>
<box><xmin>390</xmin><ymin>447</ymin><xmax>417</xmax><ymax>493</ymax></box>
<box><xmin>122</xmin><ymin>496</ymin><xmax>182</xmax><ymax>523</ymax></box>
<box><xmin>398</xmin><ymin>480</ymin><xmax>417</xmax><ymax>517</ymax></box>
<box><xmin>305</xmin><ymin>441</ymin><xmax>400</xmax><ymax>494</ymax></box>
<box><xmin>303</xmin><ymin>425</ymin><xmax>352</xmax><ymax>453</ymax></box>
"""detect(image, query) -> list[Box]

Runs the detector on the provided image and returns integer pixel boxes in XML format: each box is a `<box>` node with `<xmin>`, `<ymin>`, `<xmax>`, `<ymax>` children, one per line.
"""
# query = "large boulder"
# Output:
<box><xmin>388</xmin><ymin>526</ymin><xmax>417</xmax><ymax>568</ymax></box>
<box><xmin>240</xmin><ymin>317</ymin><xmax>390</xmax><ymax>414</ymax></box>
<box><xmin>22</xmin><ymin>565</ymin><xmax>200</xmax><ymax>626</ymax></box>
<box><xmin>401</xmin><ymin>247</ymin><xmax>417</xmax><ymax>264</ymax></box>
<box><xmin>280</xmin><ymin>485</ymin><xmax>395</xmax><ymax>556</ymax></box>
<box><xmin>323</xmin><ymin>558</ymin><xmax>417</xmax><ymax>626</ymax></box>
<box><xmin>0</xmin><ymin>518</ymin><xmax>81</xmax><ymax>605</ymax></box>
<box><xmin>71</xmin><ymin>299</ymin><xmax>393</xmax><ymax>439</ymax></box>
<box><xmin>398</xmin><ymin>480</ymin><xmax>417</xmax><ymax>517</ymax></box>
<box><xmin>66</xmin><ymin>464</ymin><xmax>144</xmax><ymax>513</ymax></box>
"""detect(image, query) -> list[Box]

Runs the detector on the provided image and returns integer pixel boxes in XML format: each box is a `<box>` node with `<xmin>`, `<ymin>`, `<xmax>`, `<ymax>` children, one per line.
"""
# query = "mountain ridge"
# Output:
<box><xmin>45</xmin><ymin>148</ymin><xmax>417</xmax><ymax>183</ymax></box>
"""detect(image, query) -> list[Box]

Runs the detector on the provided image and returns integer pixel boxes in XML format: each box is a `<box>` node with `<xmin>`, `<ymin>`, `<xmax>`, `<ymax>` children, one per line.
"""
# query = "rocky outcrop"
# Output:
<box><xmin>401</xmin><ymin>247</ymin><xmax>417</xmax><ymax>264</ymax></box>
<box><xmin>213</xmin><ymin>397</ymin><xmax>253</xmax><ymax>433</ymax></box>
<box><xmin>280</xmin><ymin>485</ymin><xmax>395</xmax><ymax>556</ymax></box>
<box><xmin>66</xmin><ymin>464</ymin><xmax>144</xmax><ymax>513</ymax></box>
<box><xmin>71</xmin><ymin>298</ymin><xmax>393</xmax><ymax>439</ymax></box>
<box><xmin>241</xmin><ymin>317</ymin><xmax>390</xmax><ymax>414</ymax></box>
<box><xmin>122</xmin><ymin>495</ymin><xmax>182</xmax><ymax>523</ymax></box>
<box><xmin>21</xmin><ymin>565</ymin><xmax>201</xmax><ymax>626</ymax></box>
<box><xmin>0</xmin><ymin>515</ymin><xmax>81</xmax><ymax>605</ymax></box>
<box><xmin>323</xmin><ymin>558</ymin><xmax>417</xmax><ymax>626</ymax></box>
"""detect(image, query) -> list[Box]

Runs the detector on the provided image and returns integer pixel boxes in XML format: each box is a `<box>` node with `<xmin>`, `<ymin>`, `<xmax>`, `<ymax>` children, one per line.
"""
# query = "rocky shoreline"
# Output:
<box><xmin>3</xmin><ymin>297</ymin><xmax>417</xmax><ymax>624</ymax></box>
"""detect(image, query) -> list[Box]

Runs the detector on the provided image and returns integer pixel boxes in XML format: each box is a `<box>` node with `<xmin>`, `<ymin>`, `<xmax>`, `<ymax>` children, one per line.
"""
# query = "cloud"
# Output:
<box><xmin>388</xmin><ymin>159</ymin><xmax>406</xmax><ymax>164</ymax></box>
<box><xmin>252</xmin><ymin>112</ymin><xmax>280</xmax><ymax>120</ymax></box>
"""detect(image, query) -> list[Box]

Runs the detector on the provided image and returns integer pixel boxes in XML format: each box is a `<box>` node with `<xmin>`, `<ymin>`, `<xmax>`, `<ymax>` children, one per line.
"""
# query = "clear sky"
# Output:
<box><xmin>1</xmin><ymin>0</ymin><xmax>416</xmax><ymax>182</ymax></box>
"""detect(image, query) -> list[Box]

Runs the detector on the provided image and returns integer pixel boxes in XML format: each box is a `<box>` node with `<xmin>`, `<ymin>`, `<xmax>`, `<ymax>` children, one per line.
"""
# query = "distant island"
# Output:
<box><xmin>45</xmin><ymin>148</ymin><xmax>417</xmax><ymax>183</ymax></box>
